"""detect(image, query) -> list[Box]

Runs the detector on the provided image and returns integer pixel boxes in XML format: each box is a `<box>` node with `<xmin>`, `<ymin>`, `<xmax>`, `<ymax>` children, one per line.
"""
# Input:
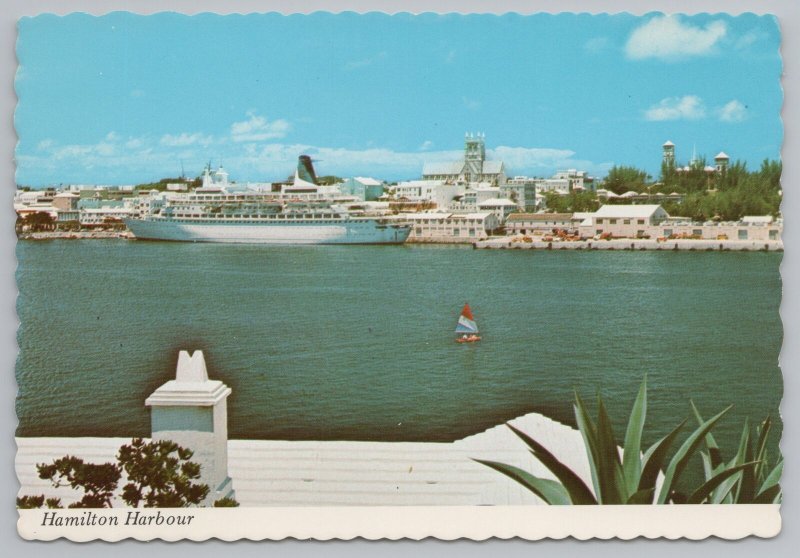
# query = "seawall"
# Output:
<box><xmin>474</xmin><ymin>237</ymin><xmax>784</xmax><ymax>251</ymax></box>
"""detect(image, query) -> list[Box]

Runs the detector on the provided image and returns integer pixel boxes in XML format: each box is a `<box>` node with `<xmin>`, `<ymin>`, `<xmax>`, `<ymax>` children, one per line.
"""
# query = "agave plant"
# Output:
<box><xmin>691</xmin><ymin>403</ymin><xmax>782</xmax><ymax>504</ymax></box>
<box><xmin>475</xmin><ymin>378</ymin><xmax>762</xmax><ymax>505</ymax></box>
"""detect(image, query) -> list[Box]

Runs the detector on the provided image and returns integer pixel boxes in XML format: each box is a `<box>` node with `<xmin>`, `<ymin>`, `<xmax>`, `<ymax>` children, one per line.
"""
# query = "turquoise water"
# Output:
<box><xmin>16</xmin><ymin>241</ymin><xmax>782</xmax><ymax>464</ymax></box>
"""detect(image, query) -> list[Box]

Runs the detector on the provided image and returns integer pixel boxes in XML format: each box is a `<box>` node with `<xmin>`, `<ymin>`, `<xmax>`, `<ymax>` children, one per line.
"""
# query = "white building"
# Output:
<box><xmin>79</xmin><ymin>206</ymin><xmax>134</xmax><ymax>226</ymax></box>
<box><xmin>403</xmin><ymin>212</ymin><xmax>500</xmax><ymax>243</ymax></box>
<box><xmin>501</xmin><ymin>177</ymin><xmax>539</xmax><ymax>212</ymax></box>
<box><xmin>586</xmin><ymin>204</ymin><xmax>669</xmax><ymax>237</ymax></box>
<box><xmin>506</xmin><ymin>213</ymin><xmax>574</xmax><ymax>235</ymax></box>
<box><xmin>393</xmin><ymin>180</ymin><xmax>465</xmax><ymax>209</ymax></box>
<box><xmin>477</xmin><ymin>198</ymin><xmax>519</xmax><ymax>223</ymax></box>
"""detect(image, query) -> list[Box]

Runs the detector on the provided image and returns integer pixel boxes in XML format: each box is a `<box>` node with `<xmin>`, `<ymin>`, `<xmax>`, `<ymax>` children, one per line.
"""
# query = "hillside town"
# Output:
<box><xmin>15</xmin><ymin>133</ymin><xmax>782</xmax><ymax>247</ymax></box>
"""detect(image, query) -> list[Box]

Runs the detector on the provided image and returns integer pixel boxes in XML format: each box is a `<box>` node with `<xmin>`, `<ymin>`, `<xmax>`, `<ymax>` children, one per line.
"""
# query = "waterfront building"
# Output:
<box><xmin>422</xmin><ymin>133</ymin><xmax>506</xmax><ymax>185</ymax></box>
<box><xmin>476</xmin><ymin>198</ymin><xmax>519</xmax><ymax>223</ymax></box>
<box><xmin>573</xmin><ymin>204</ymin><xmax>781</xmax><ymax>241</ymax></box>
<box><xmin>79</xmin><ymin>206</ymin><xmax>134</xmax><ymax>227</ymax></box>
<box><xmin>589</xmin><ymin>204</ymin><xmax>669</xmax><ymax>237</ymax></box>
<box><xmin>506</xmin><ymin>213</ymin><xmax>574</xmax><ymax>235</ymax></box>
<box><xmin>402</xmin><ymin>211</ymin><xmax>500</xmax><ymax>243</ymax></box>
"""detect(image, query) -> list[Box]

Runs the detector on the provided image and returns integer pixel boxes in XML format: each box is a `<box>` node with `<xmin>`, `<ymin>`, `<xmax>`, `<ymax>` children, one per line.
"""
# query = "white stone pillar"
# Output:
<box><xmin>145</xmin><ymin>350</ymin><xmax>234</xmax><ymax>505</ymax></box>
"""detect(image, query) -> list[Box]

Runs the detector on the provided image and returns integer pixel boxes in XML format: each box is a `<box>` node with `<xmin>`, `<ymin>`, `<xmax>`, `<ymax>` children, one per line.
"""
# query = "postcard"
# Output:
<box><xmin>14</xmin><ymin>10</ymin><xmax>783</xmax><ymax>541</ymax></box>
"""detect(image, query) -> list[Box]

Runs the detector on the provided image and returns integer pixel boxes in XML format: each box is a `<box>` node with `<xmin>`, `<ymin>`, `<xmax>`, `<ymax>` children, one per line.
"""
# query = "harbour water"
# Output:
<box><xmin>16</xmin><ymin>241</ymin><xmax>782</xmax><ymax>464</ymax></box>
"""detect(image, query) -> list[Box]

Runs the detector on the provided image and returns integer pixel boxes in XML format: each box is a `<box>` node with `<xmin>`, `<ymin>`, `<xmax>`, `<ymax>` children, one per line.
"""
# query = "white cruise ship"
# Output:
<box><xmin>125</xmin><ymin>157</ymin><xmax>411</xmax><ymax>245</ymax></box>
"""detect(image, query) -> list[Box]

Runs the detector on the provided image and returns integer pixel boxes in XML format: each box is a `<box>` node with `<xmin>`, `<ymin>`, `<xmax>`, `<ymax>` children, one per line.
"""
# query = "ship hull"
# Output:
<box><xmin>124</xmin><ymin>218</ymin><xmax>411</xmax><ymax>245</ymax></box>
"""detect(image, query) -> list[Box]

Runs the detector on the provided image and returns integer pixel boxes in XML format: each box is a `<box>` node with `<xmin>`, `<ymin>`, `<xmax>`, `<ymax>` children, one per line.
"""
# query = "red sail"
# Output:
<box><xmin>461</xmin><ymin>303</ymin><xmax>474</xmax><ymax>321</ymax></box>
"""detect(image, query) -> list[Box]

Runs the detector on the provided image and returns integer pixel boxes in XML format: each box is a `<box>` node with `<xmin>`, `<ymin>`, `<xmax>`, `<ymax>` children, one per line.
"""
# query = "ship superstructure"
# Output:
<box><xmin>125</xmin><ymin>158</ymin><xmax>411</xmax><ymax>245</ymax></box>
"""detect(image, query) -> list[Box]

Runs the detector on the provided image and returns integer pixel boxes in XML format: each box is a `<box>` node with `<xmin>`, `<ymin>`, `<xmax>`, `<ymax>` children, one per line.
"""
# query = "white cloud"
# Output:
<box><xmin>19</xmin><ymin>131</ymin><xmax>609</xmax><ymax>186</ymax></box>
<box><xmin>626</xmin><ymin>16</ymin><xmax>727</xmax><ymax>61</ymax></box>
<box><xmin>230</xmin><ymin>112</ymin><xmax>290</xmax><ymax>142</ymax></box>
<box><xmin>718</xmin><ymin>100</ymin><xmax>747</xmax><ymax>122</ymax></box>
<box><xmin>644</xmin><ymin>95</ymin><xmax>706</xmax><ymax>121</ymax></box>
<box><xmin>160</xmin><ymin>132</ymin><xmax>214</xmax><ymax>147</ymax></box>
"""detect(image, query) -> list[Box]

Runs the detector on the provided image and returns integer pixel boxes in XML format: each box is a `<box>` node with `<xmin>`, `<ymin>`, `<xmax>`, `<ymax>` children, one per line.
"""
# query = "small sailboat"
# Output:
<box><xmin>455</xmin><ymin>303</ymin><xmax>481</xmax><ymax>343</ymax></box>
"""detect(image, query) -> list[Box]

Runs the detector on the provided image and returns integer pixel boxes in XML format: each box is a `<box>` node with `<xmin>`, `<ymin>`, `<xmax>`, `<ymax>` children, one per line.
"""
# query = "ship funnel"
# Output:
<box><xmin>297</xmin><ymin>155</ymin><xmax>318</xmax><ymax>185</ymax></box>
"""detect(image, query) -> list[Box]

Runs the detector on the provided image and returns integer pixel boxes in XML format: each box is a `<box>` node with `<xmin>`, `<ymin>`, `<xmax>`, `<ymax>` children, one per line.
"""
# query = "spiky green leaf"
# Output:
<box><xmin>596</xmin><ymin>396</ymin><xmax>625</xmax><ymax>503</ymax></box>
<box><xmin>473</xmin><ymin>459</ymin><xmax>572</xmax><ymax>505</ymax></box>
<box><xmin>639</xmin><ymin>420</ymin><xmax>686</xmax><ymax>493</ymax></box>
<box><xmin>753</xmin><ymin>416</ymin><xmax>772</xmax><ymax>482</ymax></box>
<box><xmin>622</xmin><ymin>378</ymin><xmax>647</xmax><ymax>497</ymax></box>
<box><xmin>506</xmin><ymin>423</ymin><xmax>597</xmax><ymax>505</ymax></box>
<box><xmin>691</xmin><ymin>401</ymin><xmax>723</xmax><ymax>469</ymax></box>
<box><xmin>573</xmin><ymin>394</ymin><xmax>601</xmax><ymax>499</ymax></box>
<box><xmin>657</xmin><ymin>405</ymin><xmax>732</xmax><ymax>504</ymax></box>
<box><xmin>687</xmin><ymin>462</ymin><xmax>759</xmax><ymax>504</ymax></box>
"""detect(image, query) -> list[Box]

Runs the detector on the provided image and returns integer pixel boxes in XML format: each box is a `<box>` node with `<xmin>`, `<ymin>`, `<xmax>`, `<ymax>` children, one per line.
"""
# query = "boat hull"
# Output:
<box><xmin>124</xmin><ymin>218</ymin><xmax>411</xmax><ymax>245</ymax></box>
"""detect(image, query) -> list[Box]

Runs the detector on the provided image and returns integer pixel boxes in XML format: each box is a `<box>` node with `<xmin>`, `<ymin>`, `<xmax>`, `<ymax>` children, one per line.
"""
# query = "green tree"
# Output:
<box><xmin>603</xmin><ymin>166</ymin><xmax>650</xmax><ymax>195</ymax></box>
<box><xmin>17</xmin><ymin>438</ymin><xmax>230</xmax><ymax>509</ymax></box>
<box><xmin>543</xmin><ymin>191</ymin><xmax>598</xmax><ymax>213</ymax></box>
<box><xmin>118</xmin><ymin>438</ymin><xmax>209</xmax><ymax>508</ymax></box>
<box><xmin>35</xmin><ymin>456</ymin><xmax>121</xmax><ymax>508</ymax></box>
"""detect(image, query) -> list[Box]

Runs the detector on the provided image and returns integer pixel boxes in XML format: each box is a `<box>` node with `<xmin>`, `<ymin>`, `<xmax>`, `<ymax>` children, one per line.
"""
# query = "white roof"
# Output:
<box><xmin>715</xmin><ymin>151</ymin><xmax>730</xmax><ymax>160</ymax></box>
<box><xmin>16</xmin><ymin>410</ymin><xmax>590</xmax><ymax>507</ymax></box>
<box><xmin>54</xmin><ymin>192</ymin><xmax>79</xmax><ymax>198</ymax></box>
<box><xmin>353</xmin><ymin>176</ymin><xmax>382</xmax><ymax>186</ymax></box>
<box><xmin>454</xmin><ymin>212</ymin><xmax>494</xmax><ymax>220</ymax></box>
<box><xmin>594</xmin><ymin>204</ymin><xmax>665</xmax><ymax>218</ymax></box>
<box><xmin>663</xmin><ymin>140</ymin><xmax>675</xmax><ymax>147</ymax></box>
<box><xmin>422</xmin><ymin>161</ymin><xmax>464</xmax><ymax>176</ymax></box>
<box><xmin>620</xmin><ymin>191</ymin><xmax>639</xmax><ymax>198</ymax></box>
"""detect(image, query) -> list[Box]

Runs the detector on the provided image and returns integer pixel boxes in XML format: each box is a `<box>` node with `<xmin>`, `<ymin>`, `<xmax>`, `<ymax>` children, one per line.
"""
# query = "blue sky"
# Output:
<box><xmin>15</xmin><ymin>12</ymin><xmax>782</xmax><ymax>186</ymax></box>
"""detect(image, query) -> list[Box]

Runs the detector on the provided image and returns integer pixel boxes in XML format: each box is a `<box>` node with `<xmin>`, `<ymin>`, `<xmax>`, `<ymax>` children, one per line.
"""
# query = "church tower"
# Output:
<box><xmin>463</xmin><ymin>132</ymin><xmax>486</xmax><ymax>182</ymax></box>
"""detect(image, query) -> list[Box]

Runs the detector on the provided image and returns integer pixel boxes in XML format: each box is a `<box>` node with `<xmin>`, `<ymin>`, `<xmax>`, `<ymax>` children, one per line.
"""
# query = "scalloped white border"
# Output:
<box><xmin>17</xmin><ymin>506</ymin><xmax>781</xmax><ymax>541</ymax></box>
<box><xmin>11</xmin><ymin>6</ymin><xmax>787</xmax><ymax>544</ymax></box>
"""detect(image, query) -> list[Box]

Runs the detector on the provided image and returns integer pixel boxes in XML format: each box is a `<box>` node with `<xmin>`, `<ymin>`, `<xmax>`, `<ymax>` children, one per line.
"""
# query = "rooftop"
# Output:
<box><xmin>16</xmin><ymin>410</ymin><xmax>589</xmax><ymax>507</ymax></box>
<box><xmin>594</xmin><ymin>204</ymin><xmax>666</xmax><ymax>218</ymax></box>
